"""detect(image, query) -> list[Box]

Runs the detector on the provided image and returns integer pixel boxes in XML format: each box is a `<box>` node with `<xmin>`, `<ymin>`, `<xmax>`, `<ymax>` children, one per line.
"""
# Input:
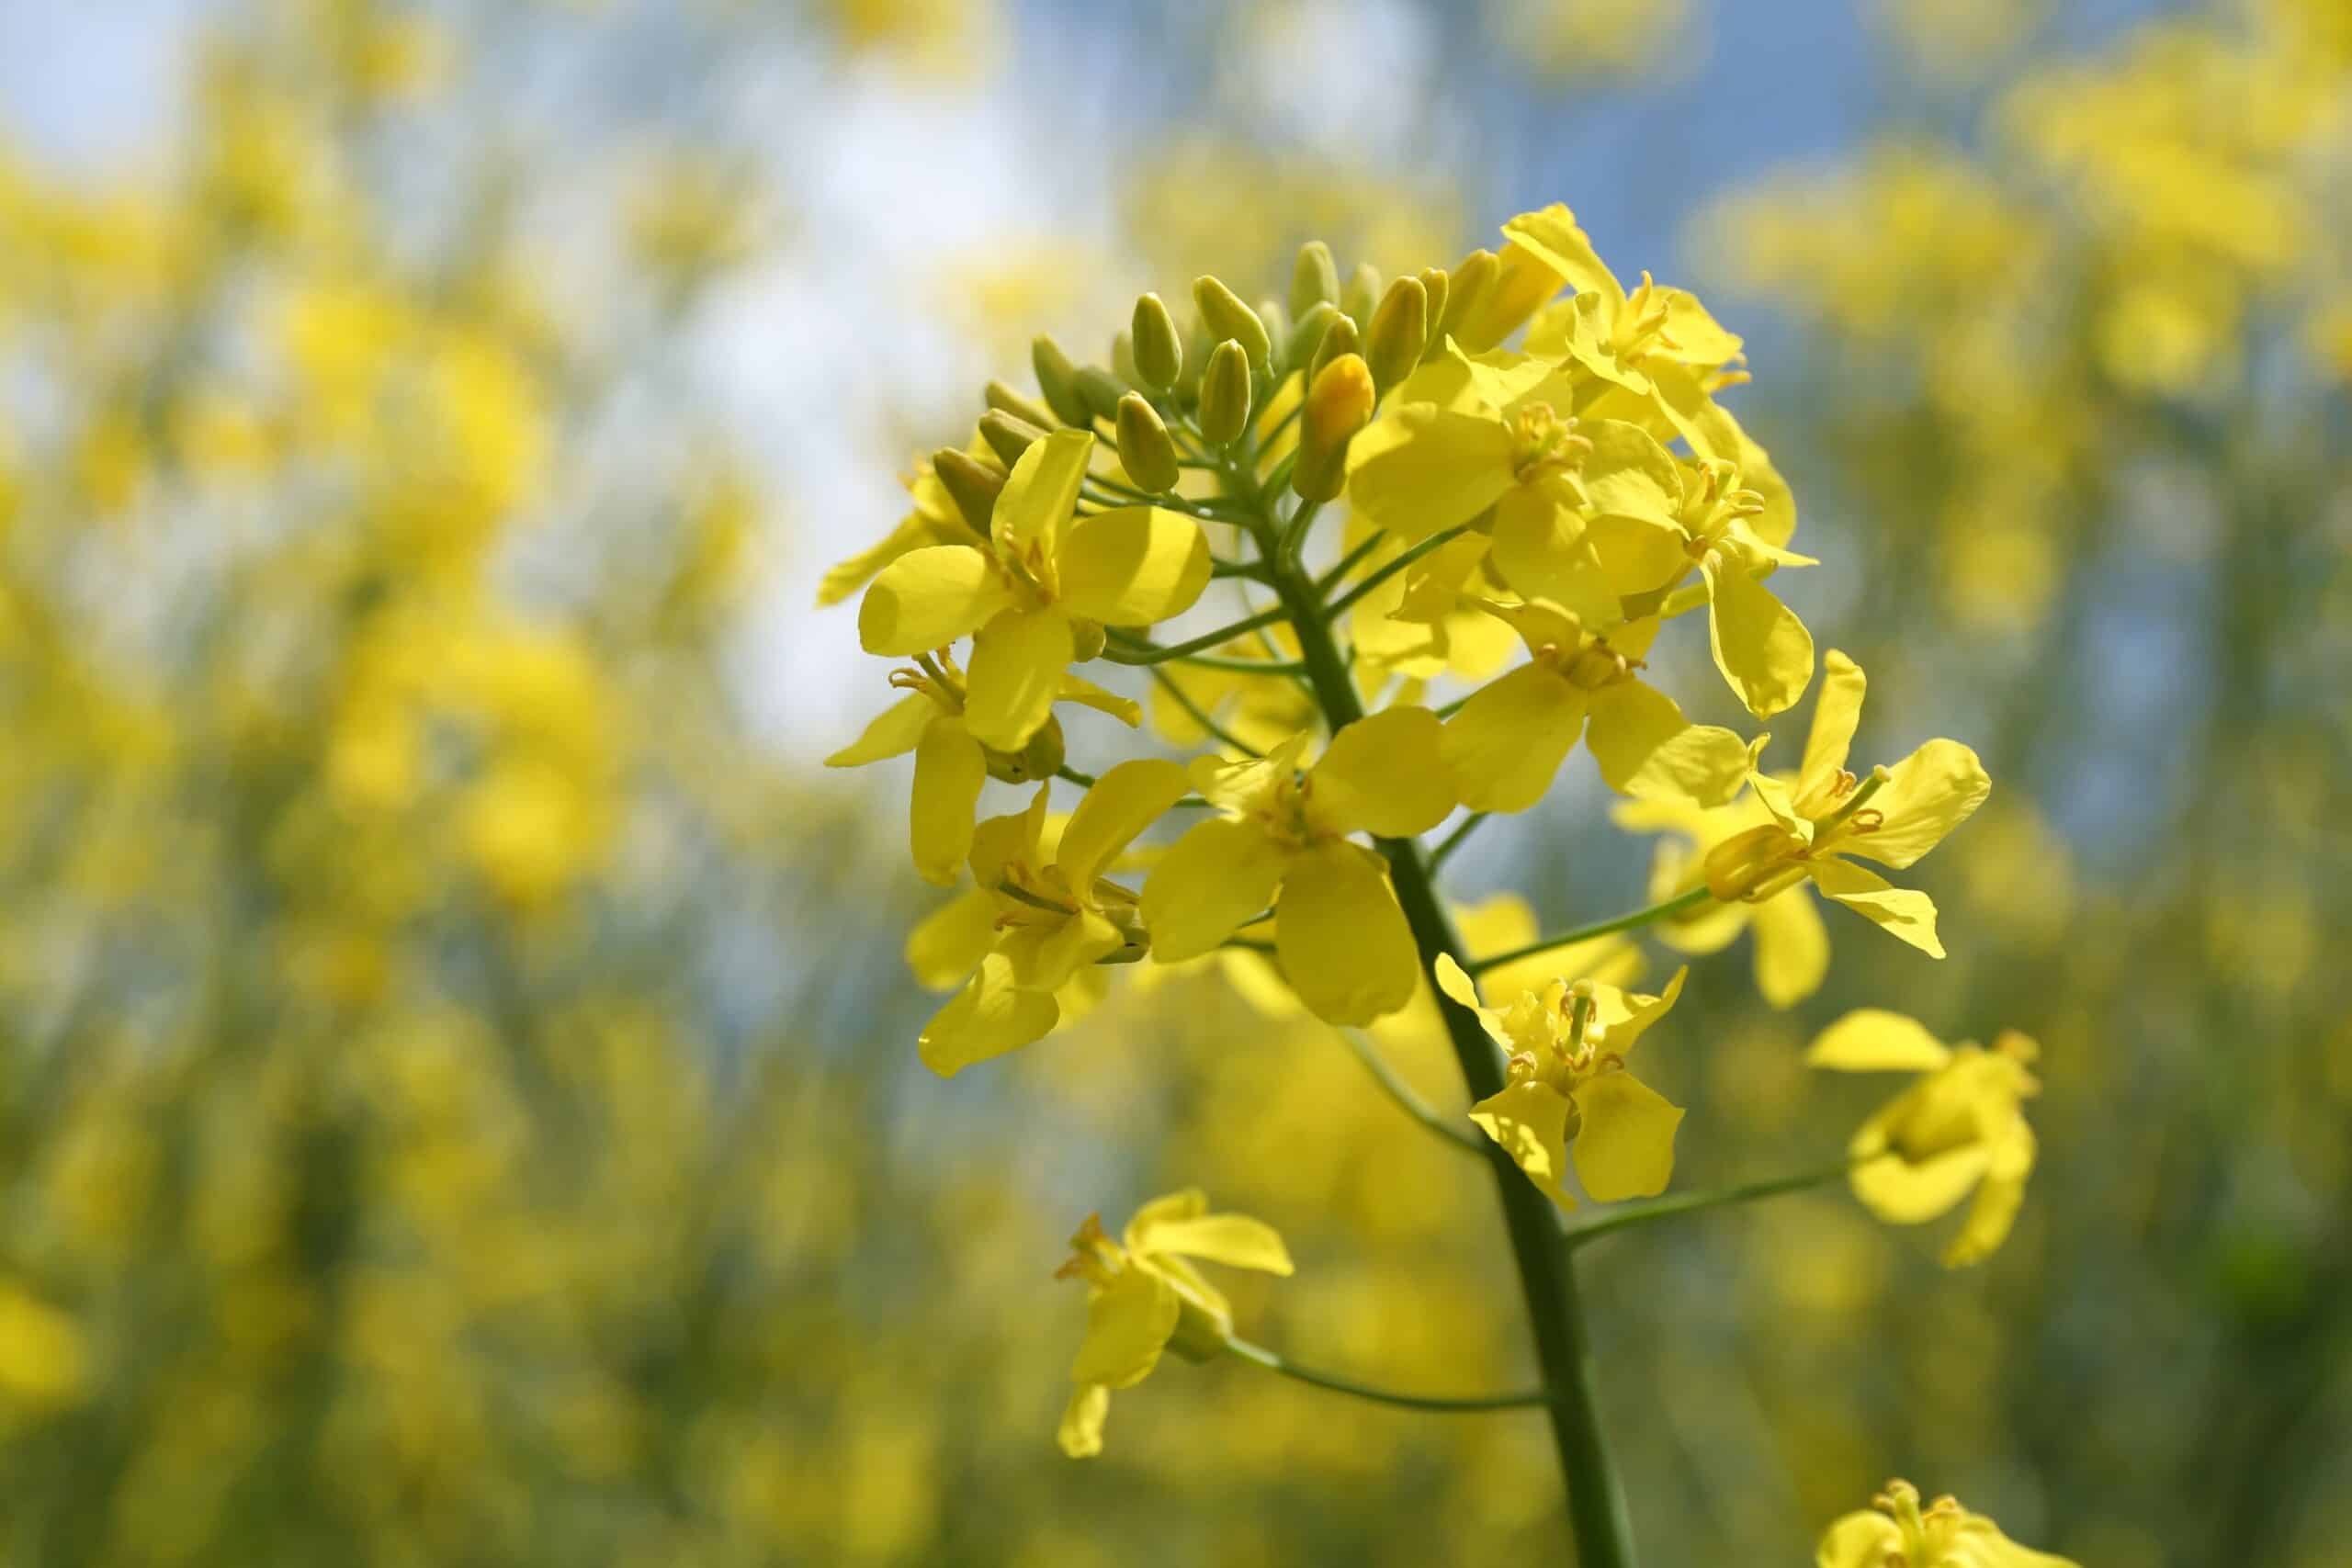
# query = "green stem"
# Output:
<box><xmin>1256</xmin><ymin>506</ymin><xmax>1638</xmax><ymax>1568</ymax></box>
<box><xmin>1316</xmin><ymin>528</ymin><xmax>1387</xmax><ymax>595</ymax></box>
<box><xmin>1148</xmin><ymin>665</ymin><xmax>1263</xmax><ymax>758</ymax></box>
<box><xmin>1560</xmin><ymin>1157</ymin><xmax>1857</xmax><ymax>1252</ymax></box>
<box><xmin>1427</xmin><ymin>812</ymin><xmax>1489</xmax><ymax>873</ymax></box>
<box><xmin>1334</xmin><ymin>1028</ymin><xmax>1485</xmax><ymax>1155</ymax></box>
<box><xmin>1324</xmin><ymin>523</ymin><xmax>1472</xmax><ymax>617</ymax></box>
<box><xmin>1101</xmin><ymin>607</ymin><xmax>1291</xmax><ymax>665</ymax></box>
<box><xmin>1224</xmin><ymin>1337</ymin><xmax>1551</xmax><ymax>1413</ymax></box>
<box><xmin>1469</xmin><ymin>886</ymin><xmax>1713</xmax><ymax>977</ymax></box>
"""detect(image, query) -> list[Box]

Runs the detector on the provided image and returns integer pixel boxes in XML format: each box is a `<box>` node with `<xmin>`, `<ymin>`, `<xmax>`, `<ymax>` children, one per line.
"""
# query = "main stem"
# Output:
<box><xmin>1256</xmin><ymin>518</ymin><xmax>1638</xmax><ymax>1568</ymax></box>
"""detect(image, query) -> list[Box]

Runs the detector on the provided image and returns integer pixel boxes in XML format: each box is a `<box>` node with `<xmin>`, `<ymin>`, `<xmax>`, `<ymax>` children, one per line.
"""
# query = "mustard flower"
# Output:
<box><xmin>825</xmin><ymin>650</ymin><xmax>1141</xmax><ymax>886</ymax></box>
<box><xmin>857</xmin><ymin>430</ymin><xmax>1212</xmax><ymax>750</ymax></box>
<box><xmin>1137</xmin><ymin>708</ymin><xmax>1456</xmax><ymax>1025</ymax></box>
<box><xmin>1807</xmin><ymin>1010</ymin><xmax>2042</xmax><ymax>1267</ymax></box>
<box><xmin>1702</xmin><ymin>650</ymin><xmax>1990</xmax><ymax>957</ymax></box>
<box><xmin>1613</xmin><ymin>792</ymin><xmax>1830</xmax><ymax>1009</ymax></box>
<box><xmin>1434</xmin><ymin>953</ymin><xmax>1686</xmax><ymax>1210</ymax></box>
<box><xmin>1055</xmin><ymin>1189</ymin><xmax>1294</xmax><ymax>1459</ymax></box>
<box><xmin>918</xmin><ymin>759</ymin><xmax>1193</xmax><ymax>1076</ymax></box>
<box><xmin>1817</xmin><ymin>1479</ymin><xmax>2078</xmax><ymax>1568</ymax></box>
<box><xmin>1503</xmin><ymin>204</ymin><xmax>1747</xmax><ymax>397</ymax></box>
<box><xmin>1438</xmin><ymin>597</ymin><xmax>1750</xmax><ymax>814</ymax></box>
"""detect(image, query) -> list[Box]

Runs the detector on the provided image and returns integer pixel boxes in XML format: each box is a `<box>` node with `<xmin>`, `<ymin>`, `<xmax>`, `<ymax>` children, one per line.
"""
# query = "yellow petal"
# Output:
<box><xmin>1569</xmin><ymin>1071</ymin><xmax>1683</xmax><ymax>1202</ymax></box>
<box><xmin>1069</xmin><ymin>1265</ymin><xmax>1180</xmax><ymax>1389</ymax></box>
<box><xmin>1852</xmin><ymin>739</ymin><xmax>1991</xmax><ymax>870</ymax></box>
<box><xmin>1309</xmin><ymin>705</ymin><xmax>1455</xmax><ymax>837</ymax></box>
<box><xmin>964</xmin><ymin>607</ymin><xmax>1074</xmax><ymax>750</ymax></box>
<box><xmin>1432</xmin><ymin>952</ymin><xmax>1483</xmax><ymax>1012</ymax></box>
<box><xmin>1808</xmin><ymin>858</ymin><xmax>1944</xmax><ymax>957</ymax></box>
<box><xmin>1344</xmin><ymin>404</ymin><xmax>1516</xmax><ymax>543</ymax></box>
<box><xmin>1498</xmin><ymin>203</ymin><xmax>1623</xmax><ymax>309</ymax></box>
<box><xmin>820</xmin><ymin>506</ymin><xmax>952</xmax><ymax>607</ymax></box>
<box><xmin>918</xmin><ymin>953</ymin><xmax>1061</xmax><ymax>1077</ymax></box>
<box><xmin>1440</xmin><ymin>663</ymin><xmax>1588</xmax><ymax>814</ymax></box>
<box><xmin>1006</xmin><ymin>908</ymin><xmax>1126</xmax><ymax>994</ymax></box>
<box><xmin>1585</xmin><ymin>682</ymin><xmax>1750</xmax><ymax>806</ymax></box>
<box><xmin>1057</xmin><ymin>757</ymin><xmax>1192</xmax><ymax>892</ymax></box>
<box><xmin>1589</xmin><ymin>965</ymin><xmax>1685</xmax><ymax>1054</ymax></box>
<box><xmin>1815</xmin><ymin>1511</ymin><xmax>1905</xmax><ymax>1568</ymax></box>
<box><xmin>824</xmin><ymin>691</ymin><xmax>939</xmax><ymax>766</ymax></box>
<box><xmin>1057</xmin><ymin>1384</ymin><xmax>1111</xmax><ymax>1459</ymax></box>
<box><xmin>1584</xmin><ymin>513</ymin><xmax>1693</xmax><ymax>599</ymax></box>
<box><xmin>1579</xmin><ymin>420</ymin><xmax>1684</xmax><ymax>532</ymax></box>
<box><xmin>1748</xmin><ymin>886</ymin><xmax>1829</xmax><ymax>1009</ymax></box>
<box><xmin>968</xmin><ymin>785</ymin><xmax>1050</xmax><ymax>891</ymax></box>
<box><xmin>1488</xmin><ymin>485</ymin><xmax>1620</xmax><ymax>623</ymax></box>
<box><xmin>1132</xmin><ymin>1213</ymin><xmax>1295</xmax><ymax>1275</ymax></box>
<box><xmin>1275</xmin><ymin>841</ymin><xmax>1420</xmax><ymax>1025</ymax></box>
<box><xmin>904</xmin><ymin>886</ymin><xmax>1000</xmax><ymax>989</ymax></box>
<box><xmin>1798</xmin><ymin>649</ymin><xmax>1867</xmax><ymax>797</ymax></box>
<box><xmin>1804</xmin><ymin>1009</ymin><xmax>1953</xmax><ymax>1073</ymax></box>
<box><xmin>1055</xmin><ymin>506</ymin><xmax>1213</xmax><ymax>626</ymax></box>
<box><xmin>995</xmin><ymin>427</ymin><xmax>1092</xmax><ymax>559</ymax></box>
<box><xmin>1942</xmin><ymin>1160</ymin><xmax>2029</xmax><ymax>1267</ymax></box>
<box><xmin>1057</xmin><ymin>671</ymin><xmax>1143</xmax><ymax>728</ymax></box>
<box><xmin>1469</xmin><ymin>1080</ymin><xmax>1577</xmax><ymax>1209</ymax></box>
<box><xmin>1850</xmin><ymin>1141</ymin><xmax>1989</xmax><ymax>1224</ymax></box>
<box><xmin>1701</xmin><ymin>549</ymin><xmax>1814</xmax><ymax>718</ymax></box>
<box><xmin>858</xmin><ymin>545</ymin><xmax>1012</xmax><ymax>656</ymax></box>
<box><xmin>1138</xmin><ymin>818</ymin><xmax>1288</xmax><ymax>962</ymax></box>
<box><xmin>910</xmin><ymin>716</ymin><xmax>986</xmax><ymax>886</ymax></box>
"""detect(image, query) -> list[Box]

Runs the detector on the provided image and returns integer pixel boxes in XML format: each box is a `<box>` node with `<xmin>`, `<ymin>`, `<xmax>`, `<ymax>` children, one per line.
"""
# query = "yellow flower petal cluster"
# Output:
<box><xmin>1818</xmin><ymin>1479</ymin><xmax>2078</xmax><ymax>1568</ymax></box>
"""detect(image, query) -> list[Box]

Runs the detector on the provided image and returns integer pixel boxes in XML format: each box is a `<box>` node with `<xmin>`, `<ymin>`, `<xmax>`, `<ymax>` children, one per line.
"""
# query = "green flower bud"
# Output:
<box><xmin>977</xmin><ymin>409</ymin><xmax>1048</xmax><ymax>468</ymax></box>
<box><xmin>1435</xmin><ymin>248</ymin><xmax>1498</xmax><ymax>357</ymax></box>
<box><xmin>1192</xmin><ymin>276</ymin><xmax>1271</xmax><ymax>375</ymax></box>
<box><xmin>1076</xmin><ymin>366</ymin><xmax>1129</xmax><ymax>423</ymax></box>
<box><xmin>985</xmin><ymin>378</ymin><xmax>1058</xmax><ymax>431</ymax></box>
<box><xmin>933</xmin><ymin>447</ymin><xmax>1006</xmax><ymax>535</ymax></box>
<box><xmin>983</xmin><ymin>714</ymin><xmax>1065</xmax><ymax>784</ymax></box>
<box><xmin>1365</xmin><ymin>276</ymin><xmax>1428</xmax><ymax>395</ymax></box>
<box><xmin>1255</xmin><ymin>297</ymin><xmax>1290</xmax><ymax>370</ymax></box>
<box><xmin>1131</xmin><ymin>292</ymin><xmax>1183</xmax><ymax>390</ymax></box>
<box><xmin>1418</xmin><ymin>267</ymin><xmax>1450</xmax><ymax>349</ymax></box>
<box><xmin>1291</xmin><ymin>240</ymin><xmax>1340</xmax><ymax>320</ymax></box>
<box><xmin>1309</xmin><ymin>311</ymin><xmax>1361</xmax><ymax>383</ymax></box>
<box><xmin>1340</xmin><ymin>262</ymin><xmax>1382</xmax><ymax>330</ymax></box>
<box><xmin>1292</xmin><ymin>353</ymin><xmax>1374</xmax><ymax>502</ymax></box>
<box><xmin>1114</xmin><ymin>393</ymin><xmax>1180</xmax><ymax>493</ymax></box>
<box><xmin>1111</xmin><ymin>330</ymin><xmax>1143</xmax><ymax>391</ymax></box>
<box><xmin>1285</xmin><ymin>300</ymin><xmax>1339</xmax><ymax>375</ymax></box>
<box><xmin>1197</xmin><ymin>339</ymin><xmax>1252</xmax><ymax>446</ymax></box>
<box><xmin>1032</xmin><ymin>335</ymin><xmax>1091</xmax><ymax>426</ymax></box>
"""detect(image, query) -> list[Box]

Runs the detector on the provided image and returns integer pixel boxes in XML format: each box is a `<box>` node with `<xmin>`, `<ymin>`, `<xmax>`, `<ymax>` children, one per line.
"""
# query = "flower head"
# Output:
<box><xmin>1817</xmin><ymin>1478</ymin><xmax>2078</xmax><ymax>1568</ymax></box>
<box><xmin>1435</xmin><ymin>953</ymin><xmax>1687</xmax><ymax>1209</ymax></box>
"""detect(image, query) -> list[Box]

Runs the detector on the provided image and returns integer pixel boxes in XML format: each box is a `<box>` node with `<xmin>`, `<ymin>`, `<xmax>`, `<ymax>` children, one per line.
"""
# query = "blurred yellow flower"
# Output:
<box><xmin>1818</xmin><ymin>1477</ymin><xmax>2077</xmax><ymax>1567</ymax></box>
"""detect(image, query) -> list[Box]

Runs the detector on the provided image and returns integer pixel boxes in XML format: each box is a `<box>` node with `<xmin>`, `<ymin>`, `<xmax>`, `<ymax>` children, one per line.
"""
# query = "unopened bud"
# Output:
<box><xmin>1131</xmin><ymin>292</ymin><xmax>1183</xmax><ymax>390</ymax></box>
<box><xmin>984</xmin><ymin>715</ymin><xmax>1065</xmax><ymax>784</ymax></box>
<box><xmin>1255</xmin><ymin>297</ymin><xmax>1290</xmax><ymax>369</ymax></box>
<box><xmin>1076</xmin><ymin>366</ymin><xmax>1129</xmax><ymax>423</ymax></box>
<box><xmin>1114</xmin><ymin>393</ymin><xmax>1180</xmax><ymax>493</ymax></box>
<box><xmin>1309</xmin><ymin>312</ymin><xmax>1361</xmax><ymax>383</ymax></box>
<box><xmin>1340</xmin><ymin>262</ymin><xmax>1382</xmax><ymax>329</ymax></box>
<box><xmin>978</xmin><ymin>409</ymin><xmax>1048</xmax><ymax>468</ymax></box>
<box><xmin>1290</xmin><ymin>240</ymin><xmax>1340</xmax><ymax>320</ymax></box>
<box><xmin>1365</xmin><ymin>276</ymin><xmax>1429</xmax><ymax>395</ymax></box>
<box><xmin>933</xmin><ymin>447</ymin><xmax>1006</xmax><ymax>535</ymax></box>
<box><xmin>1417</xmin><ymin>267</ymin><xmax>1450</xmax><ymax>344</ymax></box>
<box><xmin>1702</xmin><ymin>823</ymin><xmax>1807</xmax><ymax>903</ymax></box>
<box><xmin>1285</xmin><ymin>301</ymin><xmax>1340</xmax><ymax>374</ymax></box>
<box><xmin>1435</xmin><ymin>248</ymin><xmax>1498</xmax><ymax>358</ymax></box>
<box><xmin>1292</xmin><ymin>353</ymin><xmax>1375</xmax><ymax>502</ymax></box>
<box><xmin>1032</xmin><ymin>336</ymin><xmax>1091</xmax><ymax>427</ymax></box>
<box><xmin>986</xmin><ymin>378</ymin><xmax>1058</xmax><ymax>431</ymax></box>
<box><xmin>1193</xmin><ymin>276</ymin><xmax>1271</xmax><ymax>375</ymax></box>
<box><xmin>1197</xmin><ymin>339</ymin><xmax>1253</xmax><ymax>446</ymax></box>
<box><xmin>1110</xmin><ymin>331</ymin><xmax>1143</xmax><ymax>391</ymax></box>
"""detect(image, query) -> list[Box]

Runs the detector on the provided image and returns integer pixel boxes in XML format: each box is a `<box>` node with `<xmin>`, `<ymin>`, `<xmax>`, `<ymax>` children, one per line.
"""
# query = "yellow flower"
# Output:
<box><xmin>1807</xmin><ymin>1011</ymin><xmax>2042</xmax><ymax>1267</ymax></box>
<box><xmin>917</xmin><ymin>760</ymin><xmax>1193</xmax><ymax>1075</ymax></box>
<box><xmin>824</xmin><ymin>649</ymin><xmax>1140</xmax><ymax>885</ymax></box>
<box><xmin>1818</xmin><ymin>1478</ymin><xmax>2078</xmax><ymax>1568</ymax></box>
<box><xmin>1435</xmin><ymin>953</ymin><xmax>1686</xmax><ymax>1209</ymax></box>
<box><xmin>817</xmin><ymin>447</ymin><xmax>976</xmax><ymax>607</ymax></box>
<box><xmin>1055</xmin><ymin>1189</ymin><xmax>1294</xmax><ymax>1459</ymax></box>
<box><xmin>1702</xmin><ymin>650</ymin><xmax>1989</xmax><ymax>958</ymax></box>
<box><xmin>1439</xmin><ymin>597</ymin><xmax>1750</xmax><ymax>814</ymax></box>
<box><xmin>1138</xmin><ymin>708</ymin><xmax>1456</xmax><ymax>1025</ymax></box>
<box><xmin>857</xmin><ymin>429</ymin><xmax>1213</xmax><ymax>749</ymax></box>
<box><xmin>1506</xmin><ymin>205</ymin><xmax>1747</xmax><ymax>397</ymax></box>
<box><xmin>1614</xmin><ymin>793</ymin><xmax>1830</xmax><ymax>1009</ymax></box>
<box><xmin>1341</xmin><ymin>344</ymin><xmax>1590</xmax><ymax>547</ymax></box>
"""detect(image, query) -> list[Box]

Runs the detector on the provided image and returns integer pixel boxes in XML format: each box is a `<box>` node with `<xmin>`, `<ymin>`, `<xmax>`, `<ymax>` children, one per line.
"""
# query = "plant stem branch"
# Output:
<box><xmin>1148</xmin><ymin>666</ymin><xmax>1263</xmax><ymax>757</ymax></box>
<box><xmin>1100</xmin><ymin>607</ymin><xmax>1292</xmax><ymax>665</ymax></box>
<box><xmin>1560</xmin><ymin>1157</ymin><xmax>1859</xmax><ymax>1253</ymax></box>
<box><xmin>1469</xmin><ymin>886</ymin><xmax>1713</xmax><ymax>977</ymax></box>
<box><xmin>1427</xmin><ymin>812</ymin><xmax>1489</xmax><ymax>874</ymax></box>
<box><xmin>1225</xmin><ymin>1337</ymin><xmax>1552</xmax><ymax>1412</ymax></box>
<box><xmin>1324</xmin><ymin>524</ymin><xmax>1472</xmax><ymax>617</ymax></box>
<box><xmin>1335</xmin><ymin>1028</ymin><xmax>1486</xmax><ymax>1154</ymax></box>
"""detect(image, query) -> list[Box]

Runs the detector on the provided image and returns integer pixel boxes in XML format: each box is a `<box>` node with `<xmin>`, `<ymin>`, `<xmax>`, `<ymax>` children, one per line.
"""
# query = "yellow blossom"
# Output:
<box><xmin>1614</xmin><ymin>792</ymin><xmax>1830</xmax><ymax>1009</ymax></box>
<box><xmin>1817</xmin><ymin>1478</ymin><xmax>2078</xmax><ymax>1567</ymax></box>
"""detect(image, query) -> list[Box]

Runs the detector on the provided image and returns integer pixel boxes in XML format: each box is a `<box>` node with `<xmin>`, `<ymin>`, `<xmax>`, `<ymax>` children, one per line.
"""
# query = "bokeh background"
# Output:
<box><xmin>0</xmin><ymin>0</ymin><xmax>2346</xmax><ymax>1562</ymax></box>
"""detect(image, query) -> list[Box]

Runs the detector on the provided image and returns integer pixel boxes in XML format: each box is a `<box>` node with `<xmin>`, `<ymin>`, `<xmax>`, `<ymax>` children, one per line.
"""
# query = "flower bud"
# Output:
<box><xmin>986</xmin><ymin>378</ymin><xmax>1058</xmax><ymax>431</ymax></box>
<box><xmin>1290</xmin><ymin>239</ymin><xmax>1340</xmax><ymax>320</ymax></box>
<box><xmin>1131</xmin><ymin>292</ymin><xmax>1183</xmax><ymax>390</ymax></box>
<box><xmin>1309</xmin><ymin>311</ymin><xmax>1361</xmax><ymax>383</ymax></box>
<box><xmin>1365</xmin><ymin>276</ymin><xmax>1429</xmax><ymax>395</ymax></box>
<box><xmin>983</xmin><ymin>714</ymin><xmax>1064</xmax><ymax>784</ymax></box>
<box><xmin>1197</xmin><ymin>339</ymin><xmax>1252</xmax><ymax>446</ymax></box>
<box><xmin>1254</xmin><ymin>297</ymin><xmax>1290</xmax><ymax>369</ymax></box>
<box><xmin>978</xmin><ymin>409</ymin><xmax>1048</xmax><ymax>468</ymax></box>
<box><xmin>1192</xmin><ymin>276</ymin><xmax>1271</xmax><ymax>375</ymax></box>
<box><xmin>1032</xmin><ymin>335</ymin><xmax>1091</xmax><ymax>427</ymax></box>
<box><xmin>933</xmin><ymin>447</ymin><xmax>1006</xmax><ymax>535</ymax></box>
<box><xmin>1285</xmin><ymin>301</ymin><xmax>1340</xmax><ymax>374</ymax></box>
<box><xmin>1340</xmin><ymin>262</ymin><xmax>1382</xmax><ymax>329</ymax></box>
<box><xmin>1292</xmin><ymin>353</ymin><xmax>1374</xmax><ymax>502</ymax></box>
<box><xmin>1111</xmin><ymin>330</ymin><xmax>1143</xmax><ymax>391</ymax></box>
<box><xmin>1417</xmin><ymin>267</ymin><xmax>1450</xmax><ymax>345</ymax></box>
<box><xmin>1076</xmin><ymin>366</ymin><xmax>1129</xmax><ymax>423</ymax></box>
<box><xmin>1435</xmin><ymin>248</ymin><xmax>1498</xmax><ymax>357</ymax></box>
<box><xmin>1702</xmin><ymin>823</ymin><xmax>1808</xmax><ymax>903</ymax></box>
<box><xmin>1114</xmin><ymin>393</ymin><xmax>1181</xmax><ymax>493</ymax></box>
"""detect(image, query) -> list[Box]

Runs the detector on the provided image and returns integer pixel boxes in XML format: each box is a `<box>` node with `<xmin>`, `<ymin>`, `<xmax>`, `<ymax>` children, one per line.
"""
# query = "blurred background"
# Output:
<box><xmin>0</xmin><ymin>0</ymin><xmax>2346</xmax><ymax>1562</ymax></box>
